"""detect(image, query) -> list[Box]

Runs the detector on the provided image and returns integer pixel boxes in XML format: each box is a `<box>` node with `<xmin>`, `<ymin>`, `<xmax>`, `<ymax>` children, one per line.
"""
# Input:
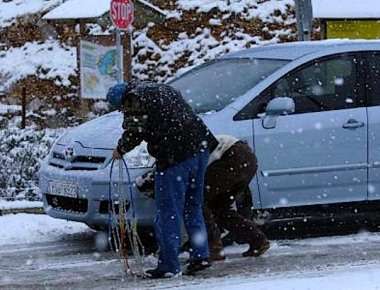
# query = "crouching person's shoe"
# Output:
<box><xmin>210</xmin><ymin>249</ymin><xmax>226</xmax><ymax>262</ymax></box>
<box><xmin>145</xmin><ymin>268</ymin><xmax>181</xmax><ymax>279</ymax></box>
<box><xmin>185</xmin><ymin>259</ymin><xmax>211</xmax><ymax>275</ymax></box>
<box><xmin>242</xmin><ymin>240</ymin><xmax>270</xmax><ymax>257</ymax></box>
<box><xmin>209</xmin><ymin>239</ymin><xmax>226</xmax><ymax>261</ymax></box>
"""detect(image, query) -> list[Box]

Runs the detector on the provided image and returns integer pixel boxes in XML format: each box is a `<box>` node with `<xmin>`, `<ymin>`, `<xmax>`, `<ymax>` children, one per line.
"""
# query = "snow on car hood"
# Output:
<box><xmin>58</xmin><ymin>111</ymin><xmax>123</xmax><ymax>149</ymax></box>
<box><xmin>57</xmin><ymin>109</ymin><xmax>226</xmax><ymax>150</ymax></box>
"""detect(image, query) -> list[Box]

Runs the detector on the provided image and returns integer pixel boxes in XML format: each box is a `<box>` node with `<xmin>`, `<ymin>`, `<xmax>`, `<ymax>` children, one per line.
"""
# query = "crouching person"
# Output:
<box><xmin>204</xmin><ymin>135</ymin><xmax>269</xmax><ymax>260</ymax></box>
<box><xmin>107</xmin><ymin>81</ymin><xmax>218</xmax><ymax>278</ymax></box>
<box><xmin>136</xmin><ymin>135</ymin><xmax>270</xmax><ymax>261</ymax></box>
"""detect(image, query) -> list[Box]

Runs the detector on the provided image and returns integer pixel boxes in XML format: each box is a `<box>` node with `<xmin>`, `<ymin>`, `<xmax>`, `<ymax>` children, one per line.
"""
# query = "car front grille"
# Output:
<box><xmin>49</xmin><ymin>151</ymin><xmax>108</xmax><ymax>171</ymax></box>
<box><xmin>46</xmin><ymin>194</ymin><xmax>88</xmax><ymax>214</ymax></box>
<box><xmin>52</xmin><ymin>152</ymin><xmax>106</xmax><ymax>164</ymax></box>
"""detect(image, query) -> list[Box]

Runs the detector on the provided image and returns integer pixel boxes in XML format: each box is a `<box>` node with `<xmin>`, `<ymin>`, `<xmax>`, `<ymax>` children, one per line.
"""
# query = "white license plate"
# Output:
<box><xmin>49</xmin><ymin>181</ymin><xmax>79</xmax><ymax>198</ymax></box>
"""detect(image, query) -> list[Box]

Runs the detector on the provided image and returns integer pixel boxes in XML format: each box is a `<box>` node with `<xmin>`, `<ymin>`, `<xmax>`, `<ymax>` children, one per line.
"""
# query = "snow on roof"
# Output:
<box><xmin>0</xmin><ymin>0</ymin><xmax>63</xmax><ymax>27</ymax></box>
<box><xmin>43</xmin><ymin>0</ymin><xmax>166</xmax><ymax>20</ymax></box>
<box><xmin>312</xmin><ymin>0</ymin><xmax>380</xmax><ymax>19</ymax></box>
<box><xmin>137</xmin><ymin>0</ymin><xmax>167</xmax><ymax>16</ymax></box>
<box><xmin>177</xmin><ymin>0</ymin><xmax>293</xmax><ymax>18</ymax></box>
<box><xmin>43</xmin><ymin>0</ymin><xmax>110</xmax><ymax>20</ymax></box>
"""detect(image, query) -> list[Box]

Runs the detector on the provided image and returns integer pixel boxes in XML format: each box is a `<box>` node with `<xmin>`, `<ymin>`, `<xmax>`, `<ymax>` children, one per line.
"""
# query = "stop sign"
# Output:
<box><xmin>110</xmin><ymin>0</ymin><xmax>134</xmax><ymax>30</ymax></box>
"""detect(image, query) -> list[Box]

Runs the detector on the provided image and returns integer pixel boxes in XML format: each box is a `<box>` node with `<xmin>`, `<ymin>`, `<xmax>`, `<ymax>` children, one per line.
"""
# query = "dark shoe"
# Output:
<box><xmin>242</xmin><ymin>241</ymin><xmax>270</xmax><ymax>257</ymax></box>
<box><xmin>145</xmin><ymin>268</ymin><xmax>181</xmax><ymax>279</ymax></box>
<box><xmin>185</xmin><ymin>259</ymin><xmax>211</xmax><ymax>275</ymax></box>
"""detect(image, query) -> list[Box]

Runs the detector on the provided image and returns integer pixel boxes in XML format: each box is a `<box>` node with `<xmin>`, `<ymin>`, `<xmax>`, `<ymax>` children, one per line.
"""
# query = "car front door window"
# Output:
<box><xmin>272</xmin><ymin>56</ymin><xmax>363</xmax><ymax>114</ymax></box>
<box><xmin>235</xmin><ymin>54</ymin><xmax>364</xmax><ymax>120</ymax></box>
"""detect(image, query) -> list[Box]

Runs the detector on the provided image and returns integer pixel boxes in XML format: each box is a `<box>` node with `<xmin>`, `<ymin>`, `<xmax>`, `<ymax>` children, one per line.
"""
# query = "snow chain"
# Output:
<box><xmin>108</xmin><ymin>158</ymin><xmax>145</xmax><ymax>278</ymax></box>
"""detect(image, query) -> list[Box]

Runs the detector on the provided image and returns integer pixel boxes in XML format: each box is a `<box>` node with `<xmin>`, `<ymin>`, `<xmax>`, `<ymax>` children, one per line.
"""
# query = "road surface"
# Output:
<box><xmin>1</xmin><ymin>227</ymin><xmax>380</xmax><ymax>289</ymax></box>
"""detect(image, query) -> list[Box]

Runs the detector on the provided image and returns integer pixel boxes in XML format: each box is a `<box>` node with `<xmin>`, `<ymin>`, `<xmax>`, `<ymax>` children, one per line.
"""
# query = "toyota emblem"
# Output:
<box><xmin>63</xmin><ymin>146</ymin><xmax>75</xmax><ymax>162</ymax></box>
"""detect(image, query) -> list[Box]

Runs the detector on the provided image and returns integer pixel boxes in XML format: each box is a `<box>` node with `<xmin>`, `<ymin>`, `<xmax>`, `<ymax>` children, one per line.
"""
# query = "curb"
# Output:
<box><xmin>0</xmin><ymin>207</ymin><xmax>45</xmax><ymax>216</ymax></box>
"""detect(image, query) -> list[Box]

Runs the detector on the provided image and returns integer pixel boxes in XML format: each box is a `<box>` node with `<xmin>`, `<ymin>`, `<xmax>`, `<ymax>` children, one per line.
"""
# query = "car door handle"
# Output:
<box><xmin>342</xmin><ymin>119</ymin><xmax>365</xmax><ymax>129</ymax></box>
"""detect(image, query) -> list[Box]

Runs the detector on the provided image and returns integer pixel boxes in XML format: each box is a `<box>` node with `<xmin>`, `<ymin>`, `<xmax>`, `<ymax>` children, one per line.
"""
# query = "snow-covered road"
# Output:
<box><xmin>2</xmin><ymin>214</ymin><xmax>380</xmax><ymax>289</ymax></box>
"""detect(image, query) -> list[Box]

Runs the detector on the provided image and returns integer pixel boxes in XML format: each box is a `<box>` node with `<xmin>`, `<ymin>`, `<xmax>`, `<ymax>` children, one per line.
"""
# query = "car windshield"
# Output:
<box><xmin>170</xmin><ymin>58</ymin><xmax>289</xmax><ymax>113</ymax></box>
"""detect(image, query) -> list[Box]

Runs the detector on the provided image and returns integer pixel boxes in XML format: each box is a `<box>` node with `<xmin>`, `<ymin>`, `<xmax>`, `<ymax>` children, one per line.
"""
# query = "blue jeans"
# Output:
<box><xmin>154</xmin><ymin>150</ymin><xmax>210</xmax><ymax>274</ymax></box>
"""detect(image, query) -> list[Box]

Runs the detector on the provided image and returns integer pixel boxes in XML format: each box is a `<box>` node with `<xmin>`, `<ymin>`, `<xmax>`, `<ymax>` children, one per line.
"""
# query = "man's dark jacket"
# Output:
<box><xmin>117</xmin><ymin>82</ymin><xmax>218</xmax><ymax>170</ymax></box>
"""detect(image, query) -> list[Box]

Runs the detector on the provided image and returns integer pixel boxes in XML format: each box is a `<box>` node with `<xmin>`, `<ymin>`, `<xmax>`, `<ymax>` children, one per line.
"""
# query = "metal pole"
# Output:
<box><xmin>295</xmin><ymin>0</ymin><xmax>302</xmax><ymax>41</ymax></box>
<box><xmin>116</xmin><ymin>28</ymin><xmax>123</xmax><ymax>83</ymax></box>
<box><xmin>295</xmin><ymin>0</ymin><xmax>313</xmax><ymax>41</ymax></box>
<box><xmin>303</xmin><ymin>0</ymin><xmax>313</xmax><ymax>41</ymax></box>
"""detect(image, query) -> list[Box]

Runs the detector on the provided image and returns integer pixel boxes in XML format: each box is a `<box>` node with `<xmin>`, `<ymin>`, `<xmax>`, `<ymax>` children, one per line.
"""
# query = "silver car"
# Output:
<box><xmin>39</xmin><ymin>40</ymin><xmax>380</xmax><ymax>230</ymax></box>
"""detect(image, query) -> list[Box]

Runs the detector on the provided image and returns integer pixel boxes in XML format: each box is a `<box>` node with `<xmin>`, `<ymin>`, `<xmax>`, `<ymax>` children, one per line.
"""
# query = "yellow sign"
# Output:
<box><xmin>327</xmin><ymin>20</ymin><xmax>380</xmax><ymax>39</ymax></box>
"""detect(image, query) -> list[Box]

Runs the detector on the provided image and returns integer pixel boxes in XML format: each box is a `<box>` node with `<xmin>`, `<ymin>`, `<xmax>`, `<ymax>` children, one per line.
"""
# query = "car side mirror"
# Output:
<box><xmin>262</xmin><ymin>97</ymin><xmax>295</xmax><ymax>129</ymax></box>
<box><xmin>266</xmin><ymin>97</ymin><xmax>295</xmax><ymax>116</ymax></box>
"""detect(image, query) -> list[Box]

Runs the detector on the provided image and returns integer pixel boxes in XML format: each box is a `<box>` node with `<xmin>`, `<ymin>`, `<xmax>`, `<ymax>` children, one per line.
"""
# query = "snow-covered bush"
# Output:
<box><xmin>0</xmin><ymin>127</ymin><xmax>61</xmax><ymax>201</ymax></box>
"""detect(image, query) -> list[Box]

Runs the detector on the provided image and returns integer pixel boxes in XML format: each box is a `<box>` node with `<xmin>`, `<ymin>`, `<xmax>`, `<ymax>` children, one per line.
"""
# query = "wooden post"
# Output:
<box><xmin>21</xmin><ymin>87</ymin><xmax>26</xmax><ymax>129</ymax></box>
<box><xmin>128</xmin><ymin>32</ymin><xmax>133</xmax><ymax>81</ymax></box>
<box><xmin>122</xmin><ymin>32</ymin><xmax>132</xmax><ymax>81</ymax></box>
<box><xmin>79</xmin><ymin>20</ymin><xmax>86</xmax><ymax>35</ymax></box>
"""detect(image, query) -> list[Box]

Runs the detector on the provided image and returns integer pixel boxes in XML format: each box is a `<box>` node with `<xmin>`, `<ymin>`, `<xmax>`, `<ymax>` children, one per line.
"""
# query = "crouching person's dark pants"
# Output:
<box><xmin>154</xmin><ymin>150</ymin><xmax>210</xmax><ymax>274</ymax></box>
<box><xmin>204</xmin><ymin>142</ymin><xmax>268</xmax><ymax>254</ymax></box>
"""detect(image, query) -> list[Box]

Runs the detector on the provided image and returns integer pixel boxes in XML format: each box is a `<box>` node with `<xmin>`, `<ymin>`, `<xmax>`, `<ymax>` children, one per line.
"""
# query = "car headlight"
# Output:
<box><xmin>123</xmin><ymin>142</ymin><xmax>155</xmax><ymax>169</ymax></box>
<box><xmin>48</xmin><ymin>131</ymin><xmax>68</xmax><ymax>159</ymax></box>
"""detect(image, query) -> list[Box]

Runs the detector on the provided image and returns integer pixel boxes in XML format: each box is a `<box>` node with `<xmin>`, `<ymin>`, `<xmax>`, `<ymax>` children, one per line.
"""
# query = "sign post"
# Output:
<box><xmin>115</xmin><ymin>30</ymin><xmax>122</xmax><ymax>83</ymax></box>
<box><xmin>295</xmin><ymin>0</ymin><xmax>313</xmax><ymax>41</ymax></box>
<box><xmin>110</xmin><ymin>0</ymin><xmax>134</xmax><ymax>84</ymax></box>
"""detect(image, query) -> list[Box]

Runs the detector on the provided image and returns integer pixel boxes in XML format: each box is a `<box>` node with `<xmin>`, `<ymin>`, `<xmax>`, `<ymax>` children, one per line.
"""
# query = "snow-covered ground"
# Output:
<box><xmin>182</xmin><ymin>264</ymin><xmax>380</xmax><ymax>290</ymax></box>
<box><xmin>0</xmin><ymin>40</ymin><xmax>76</xmax><ymax>91</ymax></box>
<box><xmin>2</xmin><ymin>213</ymin><xmax>380</xmax><ymax>289</ymax></box>
<box><xmin>0</xmin><ymin>200</ymin><xmax>42</xmax><ymax>210</ymax></box>
<box><xmin>0</xmin><ymin>213</ymin><xmax>90</xmax><ymax>246</ymax></box>
<box><xmin>0</xmin><ymin>103</ymin><xmax>21</xmax><ymax>114</ymax></box>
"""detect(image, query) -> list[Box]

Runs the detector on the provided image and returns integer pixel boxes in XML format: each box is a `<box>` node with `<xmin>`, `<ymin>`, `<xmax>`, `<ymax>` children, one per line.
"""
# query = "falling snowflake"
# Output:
<box><xmin>192</xmin><ymin>231</ymin><xmax>207</xmax><ymax>247</ymax></box>
<box><xmin>279</xmin><ymin>198</ymin><xmax>288</xmax><ymax>205</ymax></box>
<box><xmin>334</xmin><ymin>77</ymin><xmax>344</xmax><ymax>86</ymax></box>
<box><xmin>314</xmin><ymin>122</ymin><xmax>323</xmax><ymax>130</ymax></box>
<box><xmin>368</xmin><ymin>184</ymin><xmax>376</xmax><ymax>194</ymax></box>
